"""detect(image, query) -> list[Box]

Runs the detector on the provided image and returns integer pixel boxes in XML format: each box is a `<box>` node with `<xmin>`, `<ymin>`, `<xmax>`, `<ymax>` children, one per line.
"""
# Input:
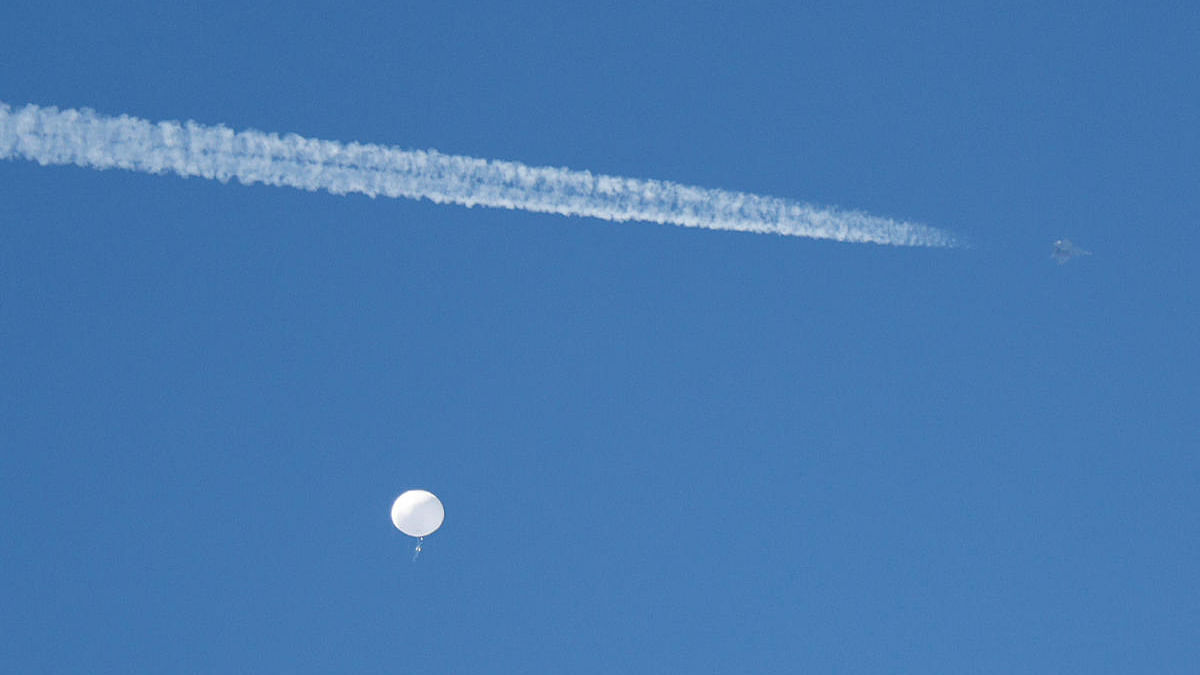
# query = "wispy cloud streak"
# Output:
<box><xmin>1</xmin><ymin>102</ymin><xmax>957</xmax><ymax>247</ymax></box>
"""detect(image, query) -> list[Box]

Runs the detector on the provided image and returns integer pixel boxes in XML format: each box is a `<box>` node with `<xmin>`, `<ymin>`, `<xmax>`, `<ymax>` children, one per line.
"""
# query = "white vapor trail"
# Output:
<box><xmin>0</xmin><ymin>101</ymin><xmax>957</xmax><ymax>247</ymax></box>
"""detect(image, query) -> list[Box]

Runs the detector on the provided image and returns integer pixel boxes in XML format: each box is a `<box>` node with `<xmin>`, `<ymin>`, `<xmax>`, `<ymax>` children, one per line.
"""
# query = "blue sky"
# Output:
<box><xmin>2</xmin><ymin>1</ymin><xmax>1197</xmax><ymax>671</ymax></box>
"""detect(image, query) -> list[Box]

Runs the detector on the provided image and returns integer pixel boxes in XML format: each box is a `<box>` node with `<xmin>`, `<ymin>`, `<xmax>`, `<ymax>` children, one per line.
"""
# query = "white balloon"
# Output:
<box><xmin>391</xmin><ymin>490</ymin><xmax>444</xmax><ymax>538</ymax></box>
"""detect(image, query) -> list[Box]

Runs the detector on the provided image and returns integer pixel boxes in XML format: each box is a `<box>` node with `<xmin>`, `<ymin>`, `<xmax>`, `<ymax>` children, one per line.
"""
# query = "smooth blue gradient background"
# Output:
<box><xmin>2</xmin><ymin>2</ymin><xmax>1197</xmax><ymax>671</ymax></box>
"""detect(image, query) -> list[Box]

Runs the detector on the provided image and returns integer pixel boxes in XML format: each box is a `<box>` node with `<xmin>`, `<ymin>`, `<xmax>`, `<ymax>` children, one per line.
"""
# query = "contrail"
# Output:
<box><xmin>0</xmin><ymin>101</ymin><xmax>958</xmax><ymax>247</ymax></box>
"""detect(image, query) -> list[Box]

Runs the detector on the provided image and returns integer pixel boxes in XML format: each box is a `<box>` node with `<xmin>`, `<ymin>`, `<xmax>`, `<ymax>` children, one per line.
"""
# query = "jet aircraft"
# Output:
<box><xmin>1052</xmin><ymin>239</ymin><xmax>1091</xmax><ymax>264</ymax></box>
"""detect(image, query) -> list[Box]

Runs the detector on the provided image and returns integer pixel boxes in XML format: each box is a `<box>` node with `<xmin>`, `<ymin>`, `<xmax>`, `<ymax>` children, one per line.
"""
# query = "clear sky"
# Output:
<box><xmin>2</xmin><ymin>1</ymin><xmax>1197</xmax><ymax>671</ymax></box>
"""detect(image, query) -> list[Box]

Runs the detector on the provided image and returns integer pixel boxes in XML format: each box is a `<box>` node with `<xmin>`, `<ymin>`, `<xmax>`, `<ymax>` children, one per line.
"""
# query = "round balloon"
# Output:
<box><xmin>390</xmin><ymin>490</ymin><xmax>444</xmax><ymax>537</ymax></box>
